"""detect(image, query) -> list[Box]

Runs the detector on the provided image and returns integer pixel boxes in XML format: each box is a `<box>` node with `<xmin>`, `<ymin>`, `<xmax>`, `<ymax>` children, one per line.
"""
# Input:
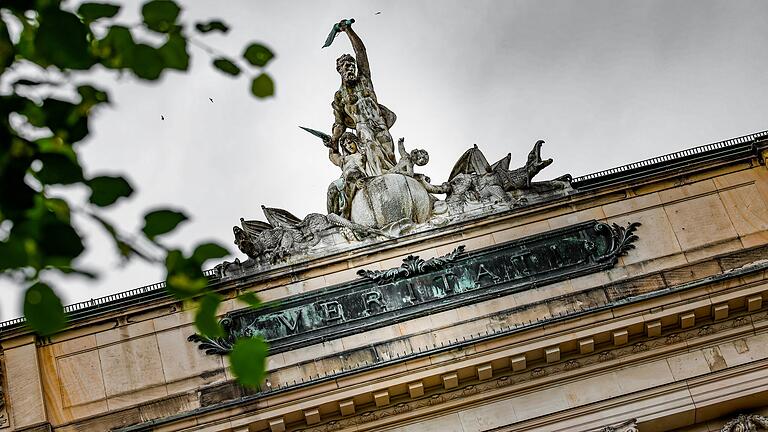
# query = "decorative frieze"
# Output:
<box><xmin>720</xmin><ymin>414</ymin><xmax>768</xmax><ymax>432</ymax></box>
<box><xmin>599</xmin><ymin>418</ymin><xmax>639</xmax><ymax>432</ymax></box>
<box><xmin>0</xmin><ymin>357</ymin><xmax>7</xmax><ymax>429</ymax></box>
<box><xmin>190</xmin><ymin>220</ymin><xmax>641</xmax><ymax>355</ymax></box>
<box><xmin>290</xmin><ymin>308</ymin><xmax>761</xmax><ymax>432</ymax></box>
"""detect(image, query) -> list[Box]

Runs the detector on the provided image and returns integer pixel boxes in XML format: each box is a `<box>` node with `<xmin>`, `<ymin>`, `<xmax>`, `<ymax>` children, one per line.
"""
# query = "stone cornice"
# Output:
<box><xmin>2</xmin><ymin>132</ymin><xmax>765</xmax><ymax>339</ymax></box>
<box><xmin>113</xmin><ymin>257</ymin><xmax>768</xmax><ymax>431</ymax></box>
<box><xmin>188</xmin><ymin>221</ymin><xmax>640</xmax><ymax>356</ymax></box>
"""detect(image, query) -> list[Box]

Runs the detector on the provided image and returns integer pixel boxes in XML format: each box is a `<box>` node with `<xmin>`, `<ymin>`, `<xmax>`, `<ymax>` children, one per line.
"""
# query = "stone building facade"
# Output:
<box><xmin>1</xmin><ymin>131</ymin><xmax>768</xmax><ymax>432</ymax></box>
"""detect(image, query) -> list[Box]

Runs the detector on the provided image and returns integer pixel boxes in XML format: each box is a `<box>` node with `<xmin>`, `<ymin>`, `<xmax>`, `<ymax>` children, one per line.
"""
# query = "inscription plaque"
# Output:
<box><xmin>190</xmin><ymin>220</ymin><xmax>640</xmax><ymax>355</ymax></box>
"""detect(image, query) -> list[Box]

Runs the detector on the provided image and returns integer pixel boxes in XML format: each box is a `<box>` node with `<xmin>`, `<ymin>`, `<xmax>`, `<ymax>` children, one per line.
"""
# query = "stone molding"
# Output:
<box><xmin>597</xmin><ymin>419</ymin><xmax>639</xmax><ymax>432</ymax></box>
<box><xmin>719</xmin><ymin>414</ymin><xmax>768</xmax><ymax>432</ymax></box>
<box><xmin>81</xmin><ymin>252</ymin><xmax>768</xmax><ymax>432</ymax></box>
<box><xmin>285</xmin><ymin>308</ymin><xmax>767</xmax><ymax>432</ymax></box>
<box><xmin>0</xmin><ymin>355</ymin><xmax>7</xmax><ymax>429</ymax></box>
<box><xmin>189</xmin><ymin>221</ymin><xmax>640</xmax><ymax>355</ymax></box>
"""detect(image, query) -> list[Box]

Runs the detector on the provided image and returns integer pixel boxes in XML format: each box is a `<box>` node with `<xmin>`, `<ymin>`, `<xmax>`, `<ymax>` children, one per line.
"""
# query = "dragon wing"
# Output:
<box><xmin>448</xmin><ymin>144</ymin><xmax>492</xmax><ymax>181</ymax></box>
<box><xmin>490</xmin><ymin>153</ymin><xmax>515</xmax><ymax>189</ymax></box>
<box><xmin>240</xmin><ymin>218</ymin><xmax>273</xmax><ymax>238</ymax></box>
<box><xmin>490</xmin><ymin>153</ymin><xmax>511</xmax><ymax>172</ymax></box>
<box><xmin>261</xmin><ymin>206</ymin><xmax>302</xmax><ymax>229</ymax></box>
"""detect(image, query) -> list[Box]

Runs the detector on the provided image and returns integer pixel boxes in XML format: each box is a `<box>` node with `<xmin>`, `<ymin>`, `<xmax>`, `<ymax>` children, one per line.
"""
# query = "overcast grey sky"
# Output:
<box><xmin>2</xmin><ymin>0</ymin><xmax>768</xmax><ymax>320</ymax></box>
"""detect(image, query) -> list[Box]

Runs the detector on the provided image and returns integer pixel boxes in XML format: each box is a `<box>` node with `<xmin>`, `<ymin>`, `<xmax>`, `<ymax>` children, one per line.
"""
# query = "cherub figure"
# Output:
<box><xmin>388</xmin><ymin>137</ymin><xmax>430</xmax><ymax>177</ymax></box>
<box><xmin>327</xmin><ymin>132</ymin><xmax>367</xmax><ymax>219</ymax></box>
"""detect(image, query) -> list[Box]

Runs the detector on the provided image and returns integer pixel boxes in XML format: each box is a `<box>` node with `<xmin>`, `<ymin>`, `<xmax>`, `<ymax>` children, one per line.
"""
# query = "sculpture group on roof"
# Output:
<box><xmin>222</xmin><ymin>19</ymin><xmax>573</xmax><ymax>273</ymax></box>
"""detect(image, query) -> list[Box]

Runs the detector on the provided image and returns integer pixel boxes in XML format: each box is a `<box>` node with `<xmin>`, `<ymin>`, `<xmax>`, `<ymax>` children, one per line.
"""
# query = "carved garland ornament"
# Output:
<box><xmin>720</xmin><ymin>414</ymin><xmax>768</xmax><ymax>432</ymax></box>
<box><xmin>356</xmin><ymin>245</ymin><xmax>466</xmax><ymax>284</ymax></box>
<box><xmin>599</xmin><ymin>419</ymin><xmax>639</xmax><ymax>432</ymax></box>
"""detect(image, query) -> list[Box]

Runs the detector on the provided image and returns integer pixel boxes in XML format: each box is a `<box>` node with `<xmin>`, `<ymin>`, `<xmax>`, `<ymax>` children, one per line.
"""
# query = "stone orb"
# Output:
<box><xmin>350</xmin><ymin>173</ymin><xmax>432</xmax><ymax>228</ymax></box>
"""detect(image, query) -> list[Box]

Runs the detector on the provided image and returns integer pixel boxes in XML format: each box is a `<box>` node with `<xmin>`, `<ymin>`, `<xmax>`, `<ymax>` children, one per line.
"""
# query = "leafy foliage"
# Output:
<box><xmin>77</xmin><ymin>3</ymin><xmax>121</xmax><ymax>23</ymax></box>
<box><xmin>88</xmin><ymin>176</ymin><xmax>134</xmax><ymax>206</ymax></box>
<box><xmin>237</xmin><ymin>291</ymin><xmax>262</xmax><ymax>309</ymax></box>
<box><xmin>23</xmin><ymin>282</ymin><xmax>65</xmax><ymax>336</ymax></box>
<box><xmin>0</xmin><ymin>0</ymin><xmax>274</xmax><ymax>386</ymax></box>
<box><xmin>212</xmin><ymin>57</ymin><xmax>240</xmax><ymax>76</ymax></box>
<box><xmin>243</xmin><ymin>43</ymin><xmax>274</xmax><ymax>67</ymax></box>
<box><xmin>141</xmin><ymin>0</ymin><xmax>180</xmax><ymax>33</ymax></box>
<box><xmin>195</xmin><ymin>292</ymin><xmax>223</xmax><ymax>338</ymax></box>
<box><xmin>195</xmin><ymin>20</ymin><xmax>229</xmax><ymax>34</ymax></box>
<box><xmin>251</xmin><ymin>73</ymin><xmax>275</xmax><ymax>98</ymax></box>
<box><xmin>142</xmin><ymin>208</ymin><xmax>188</xmax><ymax>239</ymax></box>
<box><xmin>230</xmin><ymin>337</ymin><xmax>269</xmax><ymax>388</ymax></box>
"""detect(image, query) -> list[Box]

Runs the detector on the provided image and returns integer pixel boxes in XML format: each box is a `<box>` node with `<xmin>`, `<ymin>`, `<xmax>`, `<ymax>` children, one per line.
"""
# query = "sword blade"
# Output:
<box><xmin>322</xmin><ymin>25</ymin><xmax>339</xmax><ymax>48</ymax></box>
<box><xmin>299</xmin><ymin>126</ymin><xmax>332</xmax><ymax>143</ymax></box>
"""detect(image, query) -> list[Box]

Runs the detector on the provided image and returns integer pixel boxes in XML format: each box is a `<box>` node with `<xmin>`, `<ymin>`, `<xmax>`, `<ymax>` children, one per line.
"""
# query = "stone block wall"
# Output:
<box><xmin>1</xmin><ymin>157</ymin><xmax>767</xmax><ymax>431</ymax></box>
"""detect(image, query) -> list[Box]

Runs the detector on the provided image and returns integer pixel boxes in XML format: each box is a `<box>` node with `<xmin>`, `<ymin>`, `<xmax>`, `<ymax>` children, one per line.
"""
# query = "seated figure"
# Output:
<box><xmin>327</xmin><ymin>132</ymin><xmax>367</xmax><ymax>219</ymax></box>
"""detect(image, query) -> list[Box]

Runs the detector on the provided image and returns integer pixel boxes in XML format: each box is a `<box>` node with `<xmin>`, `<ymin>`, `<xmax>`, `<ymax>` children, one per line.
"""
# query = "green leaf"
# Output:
<box><xmin>78</xmin><ymin>3</ymin><xmax>121</xmax><ymax>22</ymax></box>
<box><xmin>229</xmin><ymin>337</ymin><xmax>268</xmax><ymax>388</ymax></box>
<box><xmin>0</xmin><ymin>16</ymin><xmax>14</xmax><ymax>74</ymax></box>
<box><xmin>195</xmin><ymin>20</ymin><xmax>229</xmax><ymax>34</ymax></box>
<box><xmin>78</xmin><ymin>85</ymin><xmax>110</xmax><ymax>110</ymax></box>
<box><xmin>34</xmin><ymin>9</ymin><xmax>94</xmax><ymax>70</ymax></box>
<box><xmin>158</xmin><ymin>33</ymin><xmax>189</xmax><ymax>71</ymax></box>
<box><xmin>11</xmin><ymin>79</ymin><xmax>44</xmax><ymax>87</ymax></box>
<box><xmin>195</xmin><ymin>293</ymin><xmax>223</xmax><ymax>338</ymax></box>
<box><xmin>35</xmin><ymin>153</ymin><xmax>84</xmax><ymax>185</ymax></box>
<box><xmin>23</xmin><ymin>282</ymin><xmax>66</xmax><ymax>336</ymax></box>
<box><xmin>141</xmin><ymin>0</ymin><xmax>181</xmax><ymax>33</ymax></box>
<box><xmin>191</xmin><ymin>242</ymin><xmax>229</xmax><ymax>265</ymax></box>
<box><xmin>242</xmin><ymin>43</ymin><xmax>274</xmax><ymax>67</ymax></box>
<box><xmin>250</xmin><ymin>73</ymin><xmax>274</xmax><ymax>98</ymax></box>
<box><xmin>0</xmin><ymin>155</ymin><xmax>36</xmax><ymax>217</ymax></box>
<box><xmin>165</xmin><ymin>249</ymin><xmax>207</xmax><ymax>299</ymax></box>
<box><xmin>97</xmin><ymin>25</ymin><xmax>136</xmax><ymax>69</ymax></box>
<box><xmin>54</xmin><ymin>266</ymin><xmax>98</xmax><ymax>279</ymax></box>
<box><xmin>44</xmin><ymin>198</ymin><xmax>71</xmax><ymax>222</ymax></box>
<box><xmin>27</xmin><ymin>98</ymin><xmax>89</xmax><ymax>143</ymax></box>
<box><xmin>212</xmin><ymin>58</ymin><xmax>240</xmax><ymax>76</ymax></box>
<box><xmin>89</xmin><ymin>212</ymin><xmax>146</xmax><ymax>261</ymax></box>
<box><xmin>38</xmin><ymin>216</ymin><xmax>85</xmax><ymax>264</ymax></box>
<box><xmin>88</xmin><ymin>175</ymin><xmax>134</xmax><ymax>207</ymax></box>
<box><xmin>130</xmin><ymin>44</ymin><xmax>164</xmax><ymax>80</ymax></box>
<box><xmin>142</xmin><ymin>209</ymin><xmax>188</xmax><ymax>239</ymax></box>
<box><xmin>237</xmin><ymin>292</ymin><xmax>262</xmax><ymax>310</ymax></box>
<box><xmin>0</xmin><ymin>236</ymin><xmax>29</xmax><ymax>271</ymax></box>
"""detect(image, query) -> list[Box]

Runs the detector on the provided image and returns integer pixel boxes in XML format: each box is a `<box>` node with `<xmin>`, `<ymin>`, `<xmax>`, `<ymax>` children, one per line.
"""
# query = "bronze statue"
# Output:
<box><xmin>326</xmin><ymin>19</ymin><xmax>397</xmax><ymax>176</ymax></box>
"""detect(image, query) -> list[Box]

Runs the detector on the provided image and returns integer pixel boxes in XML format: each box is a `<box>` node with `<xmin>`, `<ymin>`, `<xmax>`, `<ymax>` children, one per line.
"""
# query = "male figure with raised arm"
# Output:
<box><xmin>329</xmin><ymin>19</ymin><xmax>397</xmax><ymax>176</ymax></box>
